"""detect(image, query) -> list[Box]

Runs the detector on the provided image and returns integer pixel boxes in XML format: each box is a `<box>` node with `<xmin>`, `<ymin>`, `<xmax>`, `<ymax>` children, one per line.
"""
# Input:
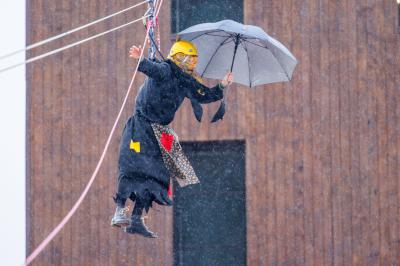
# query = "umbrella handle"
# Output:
<box><xmin>212</xmin><ymin>34</ymin><xmax>240</xmax><ymax>123</ymax></box>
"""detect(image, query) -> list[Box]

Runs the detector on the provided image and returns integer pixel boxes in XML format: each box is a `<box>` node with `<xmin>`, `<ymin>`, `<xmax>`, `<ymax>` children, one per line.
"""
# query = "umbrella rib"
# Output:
<box><xmin>204</xmin><ymin>33</ymin><xmax>231</xmax><ymax>38</ymax></box>
<box><xmin>200</xmin><ymin>36</ymin><xmax>233</xmax><ymax>78</ymax></box>
<box><xmin>243</xmin><ymin>39</ymin><xmax>267</xmax><ymax>49</ymax></box>
<box><xmin>241</xmin><ymin>39</ymin><xmax>252</xmax><ymax>88</ymax></box>
<box><xmin>188</xmin><ymin>29</ymin><xmax>224</xmax><ymax>42</ymax></box>
<box><xmin>244</xmin><ymin>39</ymin><xmax>291</xmax><ymax>81</ymax></box>
<box><xmin>273</xmin><ymin>56</ymin><xmax>291</xmax><ymax>80</ymax></box>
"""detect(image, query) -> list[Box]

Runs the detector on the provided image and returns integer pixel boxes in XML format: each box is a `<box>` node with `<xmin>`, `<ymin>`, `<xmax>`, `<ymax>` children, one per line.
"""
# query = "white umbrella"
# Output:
<box><xmin>178</xmin><ymin>19</ymin><xmax>298</xmax><ymax>88</ymax></box>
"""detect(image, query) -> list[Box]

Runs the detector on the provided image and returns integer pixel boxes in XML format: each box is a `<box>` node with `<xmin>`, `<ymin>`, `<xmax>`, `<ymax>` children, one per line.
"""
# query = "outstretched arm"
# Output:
<box><xmin>129</xmin><ymin>45</ymin><xmax>170</xmax><ymax>80</ymax></box>
<box><xmin>191</xmin><ymin>72</ymin><xmax>234</xmax><ymax>104</ymax></box>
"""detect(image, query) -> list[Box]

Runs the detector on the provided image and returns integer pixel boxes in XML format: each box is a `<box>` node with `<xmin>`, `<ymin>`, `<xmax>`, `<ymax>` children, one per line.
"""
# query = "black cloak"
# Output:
<box><xmin>116</xmin><ymin>58</ymin><xmax>224</xmax><ymax>210</ymax></box>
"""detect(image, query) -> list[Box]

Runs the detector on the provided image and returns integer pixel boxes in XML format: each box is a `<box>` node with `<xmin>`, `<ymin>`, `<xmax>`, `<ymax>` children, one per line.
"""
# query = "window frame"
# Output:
<box><xmin>170</xmin><ymin>0</ymin><xmax>244</xmax><ymax>35</ymax></box>
<box><xmin>398</xmin><ymin>0</ymin><xmax>400</xmax><ymax>32</ymax></box>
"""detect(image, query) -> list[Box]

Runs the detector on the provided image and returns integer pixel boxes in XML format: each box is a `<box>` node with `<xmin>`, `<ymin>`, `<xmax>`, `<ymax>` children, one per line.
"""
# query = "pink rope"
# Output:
<box><xmin>25</xmin><ymin>1</ymin><xmax>163</xmax><ymax>264</ymax></box>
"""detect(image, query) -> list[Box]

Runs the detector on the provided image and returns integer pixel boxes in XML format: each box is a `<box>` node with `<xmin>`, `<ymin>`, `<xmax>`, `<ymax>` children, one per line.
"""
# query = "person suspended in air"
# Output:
<box><xmin>110</xmin><ymin>39</ymin><xmax>234</xmax><ymax>237</ymax></box>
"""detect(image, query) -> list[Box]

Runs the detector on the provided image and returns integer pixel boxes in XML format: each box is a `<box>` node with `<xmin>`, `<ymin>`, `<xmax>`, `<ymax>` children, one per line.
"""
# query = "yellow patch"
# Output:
<box><xmin>130</xmin><ymin>140</ymin><xmax>140</xmax><ymax>153</ymax></box>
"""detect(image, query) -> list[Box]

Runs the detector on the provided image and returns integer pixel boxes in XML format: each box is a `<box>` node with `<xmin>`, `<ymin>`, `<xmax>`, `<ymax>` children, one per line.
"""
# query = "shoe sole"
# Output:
<box><xmin>124</xmin><ymin>228</ymin><xmax>158</xmax><ymax>238</ymax></box>
<box><xmin>111</xmin><ymin>220</ymin><xmax>130</xmax><ymax>228</ymax></box>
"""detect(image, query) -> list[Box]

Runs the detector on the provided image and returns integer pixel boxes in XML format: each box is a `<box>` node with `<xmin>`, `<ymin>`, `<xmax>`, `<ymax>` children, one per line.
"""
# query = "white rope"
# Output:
<box><xmin>0</xmin><ymin>15</ymin><xmax>149</xmax><ymax>74</ymax></box>
<box><xmin>0</xmin><ymin>0</ymin><xmax>149</xmax><ymax>60</ymax></box>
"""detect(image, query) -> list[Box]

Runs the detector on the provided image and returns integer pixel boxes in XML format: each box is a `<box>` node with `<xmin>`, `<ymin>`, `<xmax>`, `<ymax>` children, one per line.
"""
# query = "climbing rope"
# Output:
<box><xmin>24</xmin><ymin>0</ymin><xmax>164</xmax><ymax>264</ymax></box>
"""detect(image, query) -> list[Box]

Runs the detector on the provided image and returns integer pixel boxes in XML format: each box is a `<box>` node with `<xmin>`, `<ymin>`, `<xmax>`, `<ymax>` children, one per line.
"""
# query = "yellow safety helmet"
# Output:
<box><xmin>168</xmin><ymin>40</ymin><xmax>198</xmax><ymax>59</ymax></box>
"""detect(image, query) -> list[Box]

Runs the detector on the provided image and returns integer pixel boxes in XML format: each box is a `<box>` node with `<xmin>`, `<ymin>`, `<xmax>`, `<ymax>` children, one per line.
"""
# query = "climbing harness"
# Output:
<box><xmin>146</xmin><ymin>0</ymin><xmax>157</xmax><ymax>59</ymax></box>
<box><xmin>143</xmin><ymin>0</ymin><xmax>165</xmax><ymax>60</ymax></box>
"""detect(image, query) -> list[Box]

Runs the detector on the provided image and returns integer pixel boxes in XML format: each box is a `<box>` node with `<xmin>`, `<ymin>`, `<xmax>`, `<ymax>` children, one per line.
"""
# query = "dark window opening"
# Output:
<box><xmin>173</xmin><ymin>140</ymin><xmax>246</xmax><ymax>266</ymax></box>
<box><xmin>171</xmin><ymin>0</ymin><xmax>244</xmax><ymax>34</ymax></box>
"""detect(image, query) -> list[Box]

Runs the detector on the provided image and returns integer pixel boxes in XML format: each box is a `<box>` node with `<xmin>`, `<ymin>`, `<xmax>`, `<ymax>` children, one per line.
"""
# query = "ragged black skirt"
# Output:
<box><xmin>115</xmin><ymin>173</ymin><xmax>172</xmax><ymax>212</ymax></box>
<box><xmin>115</xmin><ymin>111</ymin><xmax>199</xmax><ymax>212</ymax></box>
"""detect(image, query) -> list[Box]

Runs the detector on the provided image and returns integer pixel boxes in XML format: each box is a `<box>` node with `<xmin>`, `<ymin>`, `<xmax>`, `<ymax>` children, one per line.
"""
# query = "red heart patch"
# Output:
<box><xmin>160</xmin><ymin>132</ymin><xmax>174</xmax><ymax>152</ymax></box>
<box><xmin>168</xmin><ymin>181</ymin><xmax>173</xmax><ymax>198</ymax></box>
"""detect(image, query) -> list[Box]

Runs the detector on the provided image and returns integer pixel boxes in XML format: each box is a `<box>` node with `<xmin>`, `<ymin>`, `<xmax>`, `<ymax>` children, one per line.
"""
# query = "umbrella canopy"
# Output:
<box><xmin>177</xmin><ymin>19</ymin><xmax>298</xmax><ymax>87</ymax></box>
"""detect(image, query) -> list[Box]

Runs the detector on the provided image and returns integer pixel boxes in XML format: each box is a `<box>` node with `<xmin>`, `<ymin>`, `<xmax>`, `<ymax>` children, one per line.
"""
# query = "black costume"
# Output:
<box><xmin>114</xmin><ymin>57</ymin><xmax>224</xmax><ymax>214</ymax></box>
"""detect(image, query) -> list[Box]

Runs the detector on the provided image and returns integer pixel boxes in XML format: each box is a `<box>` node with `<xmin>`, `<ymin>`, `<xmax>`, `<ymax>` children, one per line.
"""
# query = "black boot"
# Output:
<box><xmin>110</xmin><ymin>206</ymin><xmax>131</xmax><ymax>228</ymax></box>
<box><xmin>124</xmin><ymin>215</ymin><xmax>158</xmax><ymax>238</ymax></box>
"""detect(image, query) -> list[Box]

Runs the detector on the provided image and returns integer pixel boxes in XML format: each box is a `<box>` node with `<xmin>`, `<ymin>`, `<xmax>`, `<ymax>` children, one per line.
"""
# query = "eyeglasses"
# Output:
<box><xmin>175</xmin><ymin>53</ymin><xmax>197</xmax><ymax>64</ymax></box>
